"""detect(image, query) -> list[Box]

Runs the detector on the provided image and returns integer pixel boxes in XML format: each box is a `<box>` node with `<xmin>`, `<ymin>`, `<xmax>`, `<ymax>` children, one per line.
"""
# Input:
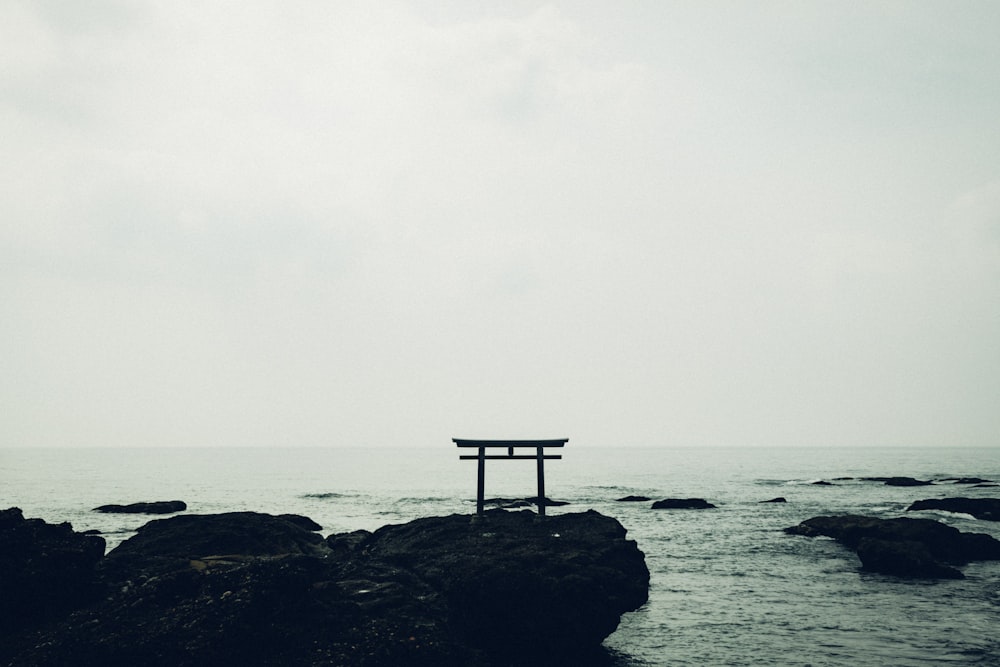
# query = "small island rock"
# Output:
<box><xmin>906</xmin><ymin>498</ymin><xmax>1000</xmax><ymax>521</ymax></box>
<box><xmin>651</xmin><ymin>498</ymin><xmax>717</xmax><ymax>510</ymax></box>
<box><xmin>784</xmin><ymin>514</ymin><xmax>1000</xmax><ymax>578</ymax></box>
<box><xmin>93</xmin><ymin>500</ymin><xmax>187</xmax><ymax>514</ymax></box>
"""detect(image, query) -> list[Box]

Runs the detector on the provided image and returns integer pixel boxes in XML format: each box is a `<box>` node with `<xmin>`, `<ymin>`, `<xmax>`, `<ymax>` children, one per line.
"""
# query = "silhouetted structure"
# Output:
<box><xmin>454</xmin><ymin>439</ymin><xmax>567</xmax><ymax>516</ymax></box>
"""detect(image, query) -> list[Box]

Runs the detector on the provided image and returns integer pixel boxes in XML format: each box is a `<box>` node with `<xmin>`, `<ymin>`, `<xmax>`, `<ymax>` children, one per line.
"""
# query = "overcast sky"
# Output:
<box><xmin>2</xmin><ymin>1</ymin><xmax>998</xmax><ymax>448</ymax></box>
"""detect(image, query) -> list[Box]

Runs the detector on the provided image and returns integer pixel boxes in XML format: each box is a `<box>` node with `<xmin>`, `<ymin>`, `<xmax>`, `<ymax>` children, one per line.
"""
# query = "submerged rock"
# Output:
<box><xmin>482</xmin><ymin>497</ymin><xmax>570</xmax><ymax>509</ymax></box>
<box><xmin>941</xmin><ymin>477</ymin><xmax>993</xmax><ymax>485</ymax></box>
<box><xmin>651</xmin><ymin>498</ymin><xmax>716</xmax><ymax>510</ymax></box>
<box><xmin>906</xmin><ymin>498</ymin><xmax>1000</xmax><ymax>521</ymax></box>
<box><xmin>859</xmin><ymin>477</ymin><xmax>933</xmax><ymax>486</ymax></box>
<box><xmin>784</xmin><ymin>514</ymin><xmax>1000</xmax><ymax>578</ymax></box>
<box><xmin>884</xmin><ymin>477</ymin><xmax>934</xmax><ymax>487</ymax></box>
<box><xmin>616</xmin><ymin>495</ymin><xmax>651</xmax><ymax>502</ymax></box>
<box><xmin>93</xmin><ymin>500</ymin><xmax>187</xmax><ymax>514</ymax></box>
<box><xmin>2</xmin><ymin>509</ymin><xmax>648</xmax><ymax>666</ymax></box>
<box><xmin>761</xmin><ymin>497</ymin><xmax>787</xmax><ymax>503</ymax></box>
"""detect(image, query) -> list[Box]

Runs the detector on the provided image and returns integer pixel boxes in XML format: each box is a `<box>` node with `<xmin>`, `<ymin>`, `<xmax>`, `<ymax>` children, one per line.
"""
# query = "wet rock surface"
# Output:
<box><xmin>93</xmin><ymin>500</ymin><xmax>187</xmax><ymax>514</ymax></box>
<box><xmin>1</xmin><ymin>508</ymin><xmax>648</xmax><ymax>666</ymax></box>
<box><xmin>651</xmin><ymin>498</ymin><xmax>717</xmax><ymax>509</ymax></box>
<box><xmin>784</xmin><ymin>515</ymin><xmax>1000</xmax><ymax>579</ymax></box>
<box><xmin>906</xmin><ymin>497</ymin><xmax>1000</xmax><ymax>521</ymax></box>
<box><xmin>861</xmin><ymin>477</ymin><xmax>933</xmax><ymax>487</ymax></box>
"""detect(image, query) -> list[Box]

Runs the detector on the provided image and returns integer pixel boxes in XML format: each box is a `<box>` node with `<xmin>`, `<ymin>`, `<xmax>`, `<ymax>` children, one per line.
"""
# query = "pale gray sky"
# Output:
<box><xmin>2</xmin><ymin>1</ymin><xmax>998</xmax><ymax>448</ymax></box>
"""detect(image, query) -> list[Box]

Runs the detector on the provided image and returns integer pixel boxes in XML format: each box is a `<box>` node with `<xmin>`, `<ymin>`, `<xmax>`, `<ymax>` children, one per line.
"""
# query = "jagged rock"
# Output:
<box><xmin>906</xmin><ymin>498</ymin><xmax>1000</xmax><ymax>521</ymax></box>
<box><xmin>651</xmin><ymin>498</ymin><xmax>716</xmax><ymax>509</ymax></box>
<box><xmin>761</xmin><ymin>497</ymin><xmax>787</xmax><ymax>503</ymax></box>
<box><xmin>360</xmin><ymin>509</ymin><xmax>649</xmax><ymax>661</ymax></box>
<box><xmin>2</xmin><ymin>509</ymin><xmax>648</xmax><ymax>666</ymax></box>
<box><xmin>93</xmin><ymin>500</ymin><xmax>187</xmax><ymax>514</ymax></box>
<box><xmin>855</xmin><ymin>538</ymin><xmax>963</xmax><ymax>579</ymax></box>
<box><xmin>277</xmin><ymin>514</ymin><xmax>323</xmax><ymax>531</ymax></box>
<box><xmin>784</xmin><ymin>515</ymin><xmax>1000</xmax><ymax>578</ymax></box>
<box><xmin>616</xmin><ymin>495</ymin><xmax>651</xmax><ymax>502</ymax></box>
<box><xmin>0</xmin><ymin>508</ymin><xmax>106</xmax><ymax>644</ymax></box>
<box><xmin>326</xmin><ymin>528</ymin><xmax>371</xmax><ymax>554</ymax></box>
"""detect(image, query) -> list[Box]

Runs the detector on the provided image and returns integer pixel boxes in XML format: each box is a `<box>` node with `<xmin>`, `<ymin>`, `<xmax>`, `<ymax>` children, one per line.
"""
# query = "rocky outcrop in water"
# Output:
<box><xmin>906</xmin><ymin>498</ymin><xmax>1000</xmax><ymax>521</ymax></box>
<box><xmin>785</xmin><ymin>515</ymin><xmax>1000</xmax><ymax>579</ymax></box>
<box><xmin>941</xmin><ymin>477</ymin><xmax>993</xmax><ymax>485</ymax></box>
<box><xmin>651</xmin><ymin>498</ymin><xmax>716</xmax><ymax>509</ymax></box>
<box><xmin>616</xmin><ymin>495</ymin><xmax>651</xmax><ymax>502</ymax></box>
<box><xmin>93</xmin><ymin>500</ymin><xmax>187</xmax><ymax>514</ymax></box>
<box><xmin>1</xmin><ymin>508</ymin><xmax>648</xmax><ymax>666</ymax></box>
<box><xmin>861</xmin><ymin>477</ymin><xmax>933</xmax><ymax>487</ymax></box>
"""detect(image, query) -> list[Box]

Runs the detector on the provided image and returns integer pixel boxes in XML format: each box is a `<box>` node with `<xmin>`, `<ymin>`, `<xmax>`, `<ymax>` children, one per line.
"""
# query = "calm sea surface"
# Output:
<box><xmin>3</xmin><ymin>446</ymin><xmax>1000</xmax><ymax>666</ymax></box>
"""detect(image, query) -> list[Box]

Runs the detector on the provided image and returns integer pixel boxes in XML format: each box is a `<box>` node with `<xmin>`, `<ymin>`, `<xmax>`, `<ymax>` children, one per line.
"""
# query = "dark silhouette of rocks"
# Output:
<box><xmin>860</xmin><ymin>477</ymin><xmax>933</xmax><ymax>487</ymax></box>
<box><xmin>1</xmin><ymin>508</ymin><xmax>648</xmax><ymax>666</ymax></box>
<box><xmin>276</xmin><ymin>513</ymin><xmax>323</xmax><ymax>531</ymax></box>
<box><xmin>616</xmin><ymin>495</ymin><xmax>651</xmax><ymax>502</ymax></box>
<box><xmin>943</xmin><ymin>477</ymin><xmax>993</xmax><ymax>485</ymax></box>
<box><xmin>906</xmin><ymin>498</ymin><xmax>1000</xmax><ymax>521</ymax></box>
<box><xmin>784</xmin><ymin>515</ymin><xmax>1000</xmax><ymax>579</ymax></box>
<box><xmin>651</xmin><ymin>498</ymin><xmax>716</xmax><ymax>509</ymax></box>
<box><xmin>761</xmin><ymin>497</ymin><xmax>787</xmax><ymax>503</ymax></box>
<box><xmin>93</xmin><ymin>500</ymin><xmax>187</xmax><ymax>514</ymax></box>
<box><xmin>811</xmin><ymin>480</ymin><xmax>833</xmax><ymax>485</ymax></box>
<box><xmin>0</xmin><ymin>508</ymin><xmax>106</xmax><ymax>642</ymax></box>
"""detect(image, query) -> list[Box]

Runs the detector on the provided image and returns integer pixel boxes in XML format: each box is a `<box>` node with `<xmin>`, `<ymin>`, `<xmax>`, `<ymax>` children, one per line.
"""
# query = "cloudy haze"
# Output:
<box><xmin>3</xmin><ymin>1</ymin><xmax>998</xmax><ymax>448</ymax></box>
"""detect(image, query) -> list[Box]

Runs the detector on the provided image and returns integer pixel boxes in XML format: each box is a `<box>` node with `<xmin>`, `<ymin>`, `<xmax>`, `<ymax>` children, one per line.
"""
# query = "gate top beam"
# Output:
<box><xmin>453</xmin><ymin>438</ymin><xmax>568</xmax><ymax>516</ymax></box>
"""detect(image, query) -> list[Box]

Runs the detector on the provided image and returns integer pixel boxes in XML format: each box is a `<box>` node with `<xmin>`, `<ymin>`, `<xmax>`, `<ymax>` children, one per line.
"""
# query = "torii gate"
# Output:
<box><xmin>453</xmin><ymin>438</ymin><xmax>567</xmax><ymax>516</ymax></box>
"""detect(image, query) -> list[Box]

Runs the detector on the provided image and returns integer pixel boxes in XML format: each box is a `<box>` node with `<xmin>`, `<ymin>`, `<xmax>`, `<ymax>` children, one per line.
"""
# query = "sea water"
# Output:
<box><xmin>3</xmin><ymin>446</ymin><xmax>999</xmax><ymax>666</ymax></box>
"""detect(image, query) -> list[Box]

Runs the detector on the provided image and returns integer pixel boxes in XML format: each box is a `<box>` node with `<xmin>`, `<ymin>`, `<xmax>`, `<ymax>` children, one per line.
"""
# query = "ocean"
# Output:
<box><xmin>3</xmin><ymin>445</ymin><xmax>999</xmax><ymax>666</ymax></box>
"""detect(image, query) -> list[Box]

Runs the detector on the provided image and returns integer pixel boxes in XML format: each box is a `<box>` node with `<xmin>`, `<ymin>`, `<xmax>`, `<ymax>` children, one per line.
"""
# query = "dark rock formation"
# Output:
<box><xmin>2</xmin><ymin>509</ymin><xmax>648</xmax><ymax>666</ymax></box>
<box><xmin>941</xmin><ymin>477</ymin><xmax>993</xmax><ymax>485</ymax></box>
<box><xmin>860</xmin><ymin>477</ymin><xmax>933</xmax><ymax>486</ymax></box>
<box><xmin>885</xmin><ymin>477</ymin><xmax>933</xmax><ymax>487</ymax></box>
<box><xmin>906</xmin><ymin>498</ymin><xmax>1000</xmax><ymax>521</ymax></box>
<box><xmin>276</xmin><ymin>513</ymin><xmax>323</xmax><ymax>531</ymax></box>
<box><xmin>0</xmin><ymin>508</ymin><xmax>106</xmax><ymax>645</ymax></box>
<box><xmin>761</xmin><ymin>497</ymin><xmax>787</xmax><ymax>503</ymax></box>
<box><xmin>93</xmin><ymin>500</ymin><xmax>187</xmax><ymax>514</ymax></box>
<box><xmin>811</xmin><ymin>480</ymin><xmax>833</xmax><ymax>486</ymax></box>
<box><xmin>784</xmin><ymin>515</ymin><xmax>1000</xmax><ymax>578</ymax></box>
<box><xmin>326</xmin><ymin>528</ymin><xmax>371</xmax><ymax>554</ymax></box>
<box><xmin>854</xmin><ymin>538</ymin><xmax>963</xmax><ymax>579</ymax></box>
<box><xmin>616</xmin><ymin>495</ymin><xmax>651</xmax><ymax>502</ymax></box>
<box><xmin>651</xmin><ymin>498</ymin><xmax>716</xmax><ymax>509</ymax></box>
<box><xmin>360</xmin><ymin>509</ymin><xmax>649</xmax><ymax>662</ymax></box>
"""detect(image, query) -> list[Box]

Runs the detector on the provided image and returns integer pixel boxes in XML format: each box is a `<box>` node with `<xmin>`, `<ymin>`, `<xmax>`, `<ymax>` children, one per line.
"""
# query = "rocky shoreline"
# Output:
<box><xmin>0</xmin><ymin>507</ymin><xmax>648</xmax><ymax>666</ymax></box>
